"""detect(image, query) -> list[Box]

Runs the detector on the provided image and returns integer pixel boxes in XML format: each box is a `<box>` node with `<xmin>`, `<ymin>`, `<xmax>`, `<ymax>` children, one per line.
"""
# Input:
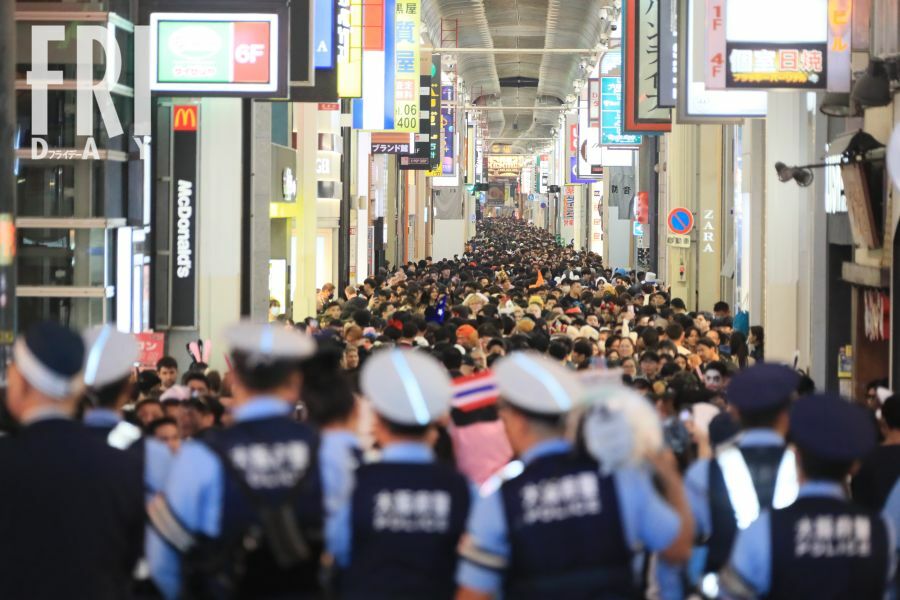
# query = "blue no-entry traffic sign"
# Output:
<box><xmin>667</xmin><ymin>208</ymin><xmax>695</xmax><ymax>236</ymax></box>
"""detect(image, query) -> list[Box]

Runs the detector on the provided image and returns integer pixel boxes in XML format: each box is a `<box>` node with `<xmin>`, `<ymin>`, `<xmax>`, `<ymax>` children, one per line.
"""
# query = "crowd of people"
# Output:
<box><xmin>0</xmin><ymin>217</ymin><xmax>899</xmax><ymax>600</ymax></box>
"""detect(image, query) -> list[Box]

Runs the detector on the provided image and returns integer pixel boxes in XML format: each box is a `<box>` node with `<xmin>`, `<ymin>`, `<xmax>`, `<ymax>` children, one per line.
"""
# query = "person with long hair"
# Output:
<box><xmin>729</xmin><ymin>330</ymin><xmax>752</xmax><ymax>369</ymax></box>
<box><xmin>749</xmin><ymin>325</ymin><xmax>765</xmax><ymax>362</ymax></box>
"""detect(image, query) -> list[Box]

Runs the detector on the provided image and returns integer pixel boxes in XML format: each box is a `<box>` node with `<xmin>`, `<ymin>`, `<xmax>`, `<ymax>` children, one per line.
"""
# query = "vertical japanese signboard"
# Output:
<box><xmin>440</xmin><ymin>83</ymin><xmax>455</xmax><ymax>176</ymax></box>
<box><xmin>314</xmin><ymin>0</ymin><xmax>335</xmax><ymax>69</ymax></box>
<box><xmin>600</xmin><ymin>77</ymin><xmax>642</xmax><ymax>146</ymax></box>
<box><xmin>588</xmin><ymin>79</ymin><xmax>601</xmax><ymax>126</ymax></box>
<box><xmin>171</xmin><ymin>105</ymin><xmax>198</xmax><ymax>328</ymax></box>
<box><xmin>428</xmin><ymin>54</ymin><xmax>441</xmax><ymax>171</ymax></box>
<box><xmin>658</xmin><ymin>0</ymin><xmax>678</xmax><ymax>107</ymax></box>
<box><xmin>393</xmin><ymin>0</ymin><xmax>420</xmax><ymax>131</ymax></box>
<box><xmin>337</xmin><ymin>0</ymin><xmax>363</xmax><ymax>97</ymax></box>
<box><xmin>623</xmin><ymin>0</ymin><xmax>672</xmax><ymax>133</ymax></box>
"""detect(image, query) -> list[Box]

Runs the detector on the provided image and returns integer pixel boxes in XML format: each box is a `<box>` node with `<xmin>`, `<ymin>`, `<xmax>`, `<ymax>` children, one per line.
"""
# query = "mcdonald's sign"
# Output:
<box><xmin>173</xmin><ymin>105</ymin><xmax>199</xmax><ymax>131</ymax></box>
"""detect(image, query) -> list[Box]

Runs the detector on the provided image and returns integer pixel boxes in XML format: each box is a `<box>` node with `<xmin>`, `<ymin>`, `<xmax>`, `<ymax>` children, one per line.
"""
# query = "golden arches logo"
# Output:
<box><xmin>173</xmin><ymin>105</ymin><xmax>198</xmax><ymax>131</ymax></box>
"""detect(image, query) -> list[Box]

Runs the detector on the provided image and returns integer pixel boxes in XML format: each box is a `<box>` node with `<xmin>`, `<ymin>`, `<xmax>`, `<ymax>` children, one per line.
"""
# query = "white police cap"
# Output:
<box><xmin>361</xmin><ymin>348</ymin><xmax>452</xmax><ymax>426</ymax></box>
<box><xmin>82</xmin><ymin>325</ymin><xmax>139</xmax><ymax>389</ymax></box>
<box><xmin>224</xmin><ymin>321</ymin><xmax>315</xmax><ymax>361</ymax></box>
<box><xmin>493</xmin><ymin>351</ymin><xmax>583</xmax><ymax>415</ymax></box>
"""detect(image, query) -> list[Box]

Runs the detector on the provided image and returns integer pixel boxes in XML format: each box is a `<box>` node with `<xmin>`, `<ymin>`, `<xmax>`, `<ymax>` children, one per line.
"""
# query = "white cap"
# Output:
<box><xmin>493</xmin><ymin>351</ymin><xmax>582</xmax><ymax>415</ymax></box>
<box><xmin>82</xmin><ymin>325</ymin><xmax>139</xmax><ymax>388</ymax></box>
<box><xmin>361</xmin><ymin>348</ymin><xmax>452</xmax><ymax>426</ymax></box>
<box><xmin>582</xmin><ymin>385</ymin><xmax>663</xmax><ymax>474</ymax></box>
<box><xmin>224</xmin><ymin>321</ymin><xmax>315</xmax><ymax>361</ymax></box>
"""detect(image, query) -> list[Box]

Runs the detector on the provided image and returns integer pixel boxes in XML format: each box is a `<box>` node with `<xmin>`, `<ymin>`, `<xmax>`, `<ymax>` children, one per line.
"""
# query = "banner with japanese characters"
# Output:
<box><xmin>623</xmin><ymin>0</ymin><xmax>672</xmax><ymax>133</ymax></box>
<box><xmin>393</xmin><ymin>0</ymin><xmax>421</xmax><ymax>131</ymax></box>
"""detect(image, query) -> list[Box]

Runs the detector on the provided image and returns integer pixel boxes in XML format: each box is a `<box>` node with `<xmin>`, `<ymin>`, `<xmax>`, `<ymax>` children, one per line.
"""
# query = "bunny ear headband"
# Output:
<box><xmin>187</xmin><ymin>339</ymin><xmax>213</xmax><ymax>366</ymax></box>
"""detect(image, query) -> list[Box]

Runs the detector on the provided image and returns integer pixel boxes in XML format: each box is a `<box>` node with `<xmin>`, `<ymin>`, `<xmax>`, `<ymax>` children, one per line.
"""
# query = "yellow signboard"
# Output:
<box><xmin>393</xmin><ymin>0</ymin><xmax>420</xmax><ymax>131</ymax></box>
<box><xmin>337</xmin><ymin>0</ymin><xmax>363</xmax><ymax>98</ymax></box>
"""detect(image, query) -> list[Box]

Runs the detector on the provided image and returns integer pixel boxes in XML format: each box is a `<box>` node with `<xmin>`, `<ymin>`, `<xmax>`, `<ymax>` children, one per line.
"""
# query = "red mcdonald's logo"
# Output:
<box><xmin>173</xmin><ymin>105</ymin><xmax>199</xmax><ymax>132</ymax></box>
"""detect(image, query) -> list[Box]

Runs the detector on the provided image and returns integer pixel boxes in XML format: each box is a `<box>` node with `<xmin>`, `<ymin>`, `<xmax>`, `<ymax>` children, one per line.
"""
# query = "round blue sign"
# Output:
<box><xmin>667</xmin><ymin>208</ymin><xmax>694</xmax><ymax>236</ymax></box>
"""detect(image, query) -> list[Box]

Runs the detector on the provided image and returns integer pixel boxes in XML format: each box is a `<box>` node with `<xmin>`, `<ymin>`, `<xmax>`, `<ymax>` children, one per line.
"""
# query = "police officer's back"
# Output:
<box><xmin>332</xmin><ymin>348</ymin><xmax>469</xmax><ymax>600</ymax></box>
<box><xmin>720</xmin><ymin>393</ymin><xmax>894</xmax><ymax>599</ymax></box>
<box><xmin>148</xmin><ymin>322</ymin><xmax>323</xmax><ymax>599</ymax></box>
<box><xmin>0</xmin><ymin>322</ymin><xmax>145</xmax><ymax>599</ymax></box>
<box><xmin>660</xmin><ymin>364</ymin><xmax>801</xmax><ymax>597</ymax></box>
<box><xmin>456</xmin><ymin>352</ymin><xmax>693</xmax><ymax>600</ymax></box>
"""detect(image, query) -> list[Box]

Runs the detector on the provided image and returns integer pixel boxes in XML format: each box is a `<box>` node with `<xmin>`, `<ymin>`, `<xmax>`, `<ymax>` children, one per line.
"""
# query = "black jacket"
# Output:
<box><xmin>0</xmin><ymin>418</ymin><xmax>145</xmax><ymax>599</ymax></box>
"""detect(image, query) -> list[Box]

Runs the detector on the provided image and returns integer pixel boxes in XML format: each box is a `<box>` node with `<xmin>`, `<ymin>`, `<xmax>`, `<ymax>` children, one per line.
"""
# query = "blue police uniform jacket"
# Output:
<box><xmin>343</xmin><ymin>456</ymin><xmax>470</xmax><ymax>599</ymax></box>
<box><xmin>198</xmin><ymin>414</ymin><xmax>325</xmax><ymax>598</ymax></box>
<box><xmin>768</xmin><ymin>495</ymin><xmax>889</xmax><ymax>600</ymax></box>
<box><xmin>499</xmin><ymin>451</ymin><xmax>633</xmax><ymax>599</ymax></box>
<box><xmin>705</xmin><ymin>444</ymin><xmax>786</xmax><ymax>571</ymax></box>
<box><xmin>0</xmin><ymin>415</ymin><xmax>145</xmax><ymax>600</ymax></box>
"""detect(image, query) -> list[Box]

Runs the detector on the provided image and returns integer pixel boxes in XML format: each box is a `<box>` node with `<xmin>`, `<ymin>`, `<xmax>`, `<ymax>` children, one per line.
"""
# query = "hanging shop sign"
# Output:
<box><xmin>150</xmin><ymin>13</ymin><xmax>285</xmax><ymax>96</ymax></box>
<box><xmin>170</xmin><ymin>104</ymin><xmax>198</xmax><ymax>328</ymax></box>
<box><xmin>564</xmin><ymin>186</ymin><xmax>576</xmax><ymax>228</ymax></box>
<box><xmin>352</xmin><ymin>0</ymin><xmax>393</xmax><ymax>130</ymax></box>
<box><xmin>706</xmin><ymin>0</ymin><xmax>848</xmax><ymax>91</ymax></box>
<box><xmin>337</xmin><ymin>0</ymin><xmax>363</xmax><ymax>97</ymax></box>
<box><xmin>588</xmin><ymin>79</ymin><xmax>601</xmax><ymax>126</ymax></box>
<box><xmin>633</xmin><ymin>191</ymin><xmax>649</xmax><ymax>224</ymax></box>
<box><xmin>428</xmin><ymin>54</ymin><xmax>441</xmax><ymax>170</ymax></box>
<box><xmin>135</xmin><ymin>332</ymin><xmax>166</xmax><ymax>370</ymax></box>
<box><xmin>440</xmin><ymin>84</ymin><xmax>455</xmax><ymax>176</ymax></box>
<box><xmin>399</xmin><ymin>73</ymin><xmax>434</xmax><ymax>170</ymax></box>
<box><xmin>658</xmin><ymin>0</ymin><xmax>677</xmax><ymax>107</ymax></box>
<box><xmin>676</xmin><ymin>0</ymin><xmax>767</xmax><ymax>123</ymax></box>
<box><xmin>393</xmin><ymin>0</ymin><xmax>421</xmax><ymax>131</ymax></box>
<box><xmin>314</xmin><ymin>0</ymin><xmax>335</xmax><ymax>69</ymax></box>
<box><xmin>371</xmin><ymin>142</ymin><xmax>410</xmax><ymax>153</ymax></box>
<box><xmin>623</xmin><ymin>0</ymin><xmax>671</xmax><ymax>133</ymax></box>
<box><xmin>600</xmin><ymin>77</ymin><xmax>642</xmax><ymax>146</ymax></box>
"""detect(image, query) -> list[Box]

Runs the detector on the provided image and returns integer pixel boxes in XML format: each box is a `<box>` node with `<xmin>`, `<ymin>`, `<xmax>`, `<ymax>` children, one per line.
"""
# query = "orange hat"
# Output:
<box><xmin>456</xmin><ymin>324</ymin><xmax>478</xmax><ymax>339</ymax></box>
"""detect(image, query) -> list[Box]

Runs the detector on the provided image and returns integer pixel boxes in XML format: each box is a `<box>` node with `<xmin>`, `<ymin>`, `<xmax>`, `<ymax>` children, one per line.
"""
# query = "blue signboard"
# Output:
<box><xmin>314</xmin><ymin>0</ymin><xmax>335</xmax><ymax>69</ymax></box>
<box><xmin>601</xmin><ymin>77</ymin><xmax>642</xmax><ymax>146</ymax></box>
<box><xmin>570</xmin><ymin>156</ymin><xmax>595</xmax><ymax>184</ymax></box>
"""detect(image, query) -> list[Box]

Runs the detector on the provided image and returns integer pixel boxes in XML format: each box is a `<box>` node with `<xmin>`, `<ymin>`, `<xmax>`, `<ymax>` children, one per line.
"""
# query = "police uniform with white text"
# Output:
<box><xmin>147</xmin><ymin>322</ymin><xmax>326</xmax><ymax>599</ymax></box>
<box><xmin>719</xmin><ymin>393</ymin><xmax>894</xmax><ymax>599</ymax></box>
<box><xmin>659</xmin><ymin>364</ymin><xmax>801</xmax><ymax>599</ymax></box>
<box><xmin>330</xmin><ymin>349</ymin><xmax>470</xmax><ymax>600</ymax></box>
<box><xmin>456</xmin><ymin>352</ymin><xmax>684</xmax><ymax>600</ymax></box>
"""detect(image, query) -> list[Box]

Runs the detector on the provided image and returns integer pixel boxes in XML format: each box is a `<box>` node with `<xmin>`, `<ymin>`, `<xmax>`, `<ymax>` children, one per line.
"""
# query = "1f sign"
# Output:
<box><xmin>26</xmin><ymin>25</ymin><xmax>151</xmax><ymax>159</ymax></box>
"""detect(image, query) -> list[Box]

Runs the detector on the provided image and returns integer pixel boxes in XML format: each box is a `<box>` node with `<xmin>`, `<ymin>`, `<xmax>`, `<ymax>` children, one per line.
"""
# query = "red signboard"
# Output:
<box><xmin>318</xmin><ymin>102</ymin><xmax>341</xmax><ymax>111</ymax></box>
<box><xmin>135</xmin><ymin>332</ymin><xmax>166</xmax><ymax>370</ymax></box>
<box><xmin>173</xmin><ymin>105</ymin><xmax>199</xmax><ymax>131</ymax></box>
<box><xmin>232</xmin><ymin>21</ymin><xmax>272</xmax><ymax>83</ymax></box>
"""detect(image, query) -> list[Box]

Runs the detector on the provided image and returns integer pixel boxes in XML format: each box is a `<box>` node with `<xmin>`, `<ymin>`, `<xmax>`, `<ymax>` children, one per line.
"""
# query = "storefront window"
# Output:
<box><xmin>18</xmin><ymin>227</ymin><xmax>111</xmax><ymax>287</ymax></box>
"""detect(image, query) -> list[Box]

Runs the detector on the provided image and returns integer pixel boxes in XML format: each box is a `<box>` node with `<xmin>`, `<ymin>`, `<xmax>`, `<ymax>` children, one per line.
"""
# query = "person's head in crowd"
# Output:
<box><xmin>702</xmin><ymin>361</ymin><xmax>728</xmax><ymax>393</ymax></box>
<box><xmin>493</xmin><ymin>352</ymin><xmax>581</xmax><ymax>456</ymax></box>
<box><xmin>726</xmin><ymin>363</ymin><xmax>799</xmax><ymax>435</ymax></box>
<box><xmin>879</xmin><ymin>394</ymin><xmax>900</xmax><ymax>441</ymax></box>
<box><xmin>671</xmin><ymin>297</ymin><xmax>687</xmax><ymax>314</ymax></box>
<box><xmin>791</xmin><ymin>393</ymin><xmax>875</xmax><ymax>486</ymax></box>
<box><xmin>148</xmin><ymin>416</ymin><xmax>181</xmax><ymax>453</ymax></box>
<box><xmin>456</xmin><ymin>324</ymin><xmax>478</xmax><ymax>351</ymax></box>
<box><xmin>182</xmin><ymin>371</ymin><xmax>210</xmax><ymax>397</ymax></box>
<box><xmin>486</xmin><ymin>338</ymin><xmax>506</xmax><ymax>357</ymax></box>
<box><xmin>713</xmin><ymin>301</ymin><xmax>731</xmax><ymax>318</ymax></box>
<box><xmin>696</xmin><ymin>337</ymin><xmax>720</xmax><ymax>364</ymax></box>
<box><xmin>361</xmin><ymin>349</ymin><xmax>451</xmax><ymax>449</ymax></box>
<box><xmin>673</xmin><ymin>354</ymin><xmax>688</xmax><ymax>371</ymax></box>
<box><xmin>135</xmin><ymin>397</ymin><xmax>165</xmax><ymax>426</ymax></box>
<box><xmin>342</xmin><ymin>345</ymin><xmax>360</xmax><ymax>370</ymax></box>
<box><xmin>639</xmin><ymin>351</ymin><xmax>661</xmax><ymax>380</ymax></box>
<box><xmin>225</xmin><ymin>322</ymin><xmax>315</xmax><ymax>405</ymax></box>
<box><xmin>621</xmin><ymin>357</ymin><xmax>637</xmax><ymax>378</ymax></box>
<box><xmin>137</xmin><ymin>370</ymin><xmax>162</xmax><ymax>398</ymax></box>
<box><xmin>156</xmin><ymin>356</ymin><xmax>179</xmax><ymax>390</ymax></box>
<box><xmin>618</xmin><ymin>336</ymin><xmax>635</xmax><ymax>359</ymax></box>
<box><xmin>571</xmin><ymin>340</ymin><xmax>593</xmax><ymax>370</ymax></box>
<box><xmin>79</xmin><ymin>325</ymin><xmax>140</xmax><ymax>417</ymax></box>
<box><xmin>706</xmin><ymin>329</ymin><xmax>721</xmax><ymax>347</ymax></box>
<box><xmin>693</xmin><ymin>311</ymin><xmax>713</xmax><ymax>335</ymax></box>
<box><xmin>665</xmin><ymin>322</ymin><xmax>685</xmax><ymax>346</ymax></box>
<box><xmin>176</xmin><ymin>395</ymin><xmax>216</xmax><ymax>438</ymax></box>
<box><xmin>319</xmin><ymin>282</ymin><xmax>336</xmax><ymax>301</ymax></box>
<box><xmin>323</xmin><ymin>301</ymin><xmax>342</xmax><ymax>321</ymax></box>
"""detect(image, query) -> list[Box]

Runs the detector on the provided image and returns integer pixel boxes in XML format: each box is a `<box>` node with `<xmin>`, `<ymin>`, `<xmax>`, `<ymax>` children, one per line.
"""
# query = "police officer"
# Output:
<box><xmin>0</xmin><ymin>322</ymin><xmax>146</xmax><ymax>599</ymax></box>
<box><xmin>147</xmin><ymin>321</ymin><xmax>325</xmax><ymax>599</ymax></box>
<box><xmin>658</xmin><ymin>363</ymin><xmax>801</xmax><ymax>598</ymax></box>
<box><xmin>455</xmin><ymin>351</ymin><xmax>693</xmax><ymax>600</ymax></box>
<box><xmin>330</xmin><ymin>348</ymin><xmax>470</xmax><ymax>599</ymax></box>
<box><xmin>719</xmin><ymin>393</ymin><xmax>894</xmax><ymax>599</ymax></box>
